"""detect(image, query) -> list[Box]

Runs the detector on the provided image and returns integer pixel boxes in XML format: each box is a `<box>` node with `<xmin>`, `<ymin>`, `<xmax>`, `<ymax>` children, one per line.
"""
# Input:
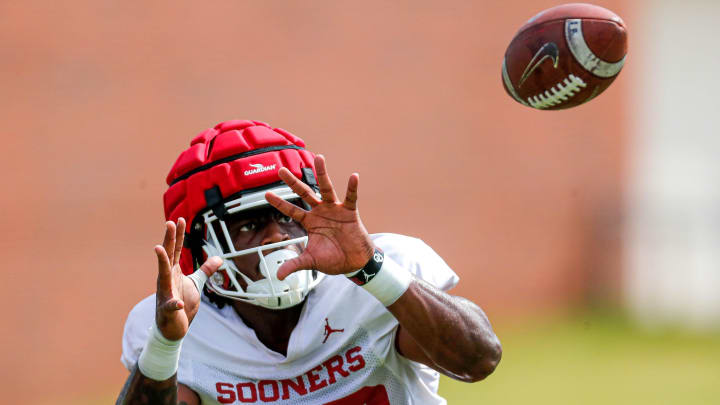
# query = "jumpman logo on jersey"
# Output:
<box><xmin>322</xmin><ymin>318</ymin><xmax>344</xmax><ymax>344</ymax></box>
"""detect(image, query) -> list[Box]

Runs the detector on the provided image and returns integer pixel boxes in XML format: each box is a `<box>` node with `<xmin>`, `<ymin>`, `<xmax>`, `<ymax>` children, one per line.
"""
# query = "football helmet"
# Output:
<box><xmin>163</xmin><ymin>119</ymin><xmax>323</xmax><ymax>309</ymax></box>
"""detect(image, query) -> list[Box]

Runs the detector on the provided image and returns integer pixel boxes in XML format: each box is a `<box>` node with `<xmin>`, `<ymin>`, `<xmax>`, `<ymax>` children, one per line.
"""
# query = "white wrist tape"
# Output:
<box><xmin>187</xmin><ymin>269</ymin><xmax>209</xmax><ymax>293</ymax></box>
<box><xmin>361</xmin><ymin>257</ymin><xmax>413</xmax><ymax>306</ymax></box>
<box><xmin>137</xmin><ymin>323</ymin><xmax>183</xmax><ymax>381</ymax></box>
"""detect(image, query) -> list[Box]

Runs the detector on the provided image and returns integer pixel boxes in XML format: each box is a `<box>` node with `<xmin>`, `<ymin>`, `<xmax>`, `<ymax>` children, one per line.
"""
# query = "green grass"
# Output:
<box><xmin>439</xmin><ymin>312</ymin><xmax>720</xmax><ymax>405</ymax></box>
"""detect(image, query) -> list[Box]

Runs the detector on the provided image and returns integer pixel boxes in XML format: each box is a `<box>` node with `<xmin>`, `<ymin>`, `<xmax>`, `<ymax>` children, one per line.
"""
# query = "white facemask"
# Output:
<box><xmin>200</xmin><ymin>186</ymin><xmax>324</xmax><ymax>309</ymax></box>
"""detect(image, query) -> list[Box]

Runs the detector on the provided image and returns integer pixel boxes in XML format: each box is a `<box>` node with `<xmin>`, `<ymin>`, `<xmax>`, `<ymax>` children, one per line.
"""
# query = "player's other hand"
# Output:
<box><xmin>153</xmin><ymin>218</ymin><xmax>223</xmax><ymax>341</ymax></box>
<box><xmin>265</xmin><ymin>155</ymin><xmax>375</xmax><ymax>280</ymax></box>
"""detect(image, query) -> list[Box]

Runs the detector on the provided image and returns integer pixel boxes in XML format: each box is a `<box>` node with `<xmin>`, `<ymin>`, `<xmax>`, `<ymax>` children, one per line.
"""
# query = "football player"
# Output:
<box><xmin>118</xmin><ymin>120</ymin><xmax>501</xmax><ymax>404</ymax></box>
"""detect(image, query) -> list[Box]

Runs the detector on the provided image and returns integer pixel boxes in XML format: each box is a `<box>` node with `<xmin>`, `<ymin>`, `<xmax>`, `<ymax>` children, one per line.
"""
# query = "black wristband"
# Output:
<box><xmin>347</xmin><ymin>248</ymin><xmax>384</xmax><ymax>286</ymax></box>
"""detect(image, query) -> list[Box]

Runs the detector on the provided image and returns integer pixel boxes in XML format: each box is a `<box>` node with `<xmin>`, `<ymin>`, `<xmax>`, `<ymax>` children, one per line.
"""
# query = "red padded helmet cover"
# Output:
<box><xmin>163</xmin><ymin>120</ymin><xmax>316</xmax><ymax>275</ymax></box>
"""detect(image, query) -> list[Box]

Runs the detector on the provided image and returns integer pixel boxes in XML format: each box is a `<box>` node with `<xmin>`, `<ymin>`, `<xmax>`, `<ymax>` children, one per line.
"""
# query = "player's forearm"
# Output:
<box><xmin>116</xmin><ymin>365</ymin><xmax>179</xmax><ymax>405</ymax></box>
<box><xmin>388</xmin><ymin>278</ymin><xmax>502</xmax><ymax>382</ymax></box>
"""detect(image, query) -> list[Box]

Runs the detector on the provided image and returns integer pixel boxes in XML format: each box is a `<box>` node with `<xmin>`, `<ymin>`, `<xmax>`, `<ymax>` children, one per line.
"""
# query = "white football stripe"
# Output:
<box><xmin>565</xmin><ymin>19</ymin><xmax>625</xmax><ymax>78</ymax></box>
<box><xmin>502</xmin><ymin>58</ymin><xmax>529</xmax><ymax>106</ymax></box>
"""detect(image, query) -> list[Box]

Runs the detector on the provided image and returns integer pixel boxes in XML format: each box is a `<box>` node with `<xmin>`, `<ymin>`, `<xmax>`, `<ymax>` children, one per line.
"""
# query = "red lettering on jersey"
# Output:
<box><xmin>236</xmin><ymin>382</ymin><xmax>257</xmax><ymax>403</ymax></box>
<box><xmin>345</xmin><ymin>346</ymin><xmax>366</xmax><ymax>372</ymax></box>
<box><xmin>306</xmin><ymin>364</ymin><xmax>328</xmax><ymax>393</ymax></box>
<box><xmin>323</xmin><ymin>354</ymin><xmax>350</xmax><ymax>384</ymax></box>
<box><xmin>258</xmin><ymin>380</ymin><xmax>280</xmax><ymax>402</ymax></box>
<box><xmin>323</xmin><ymin>385</ymin><xmax>390</xmax><ymax>404</ymax></box>
<box><xmin>215</xmin><ymin>346</ymin><xmax>367</xmax><ymax>402</ymax></box>
<box><xmin>280</xmin><ymin>376</ymin><xmax>308</xmax><ymax>399</ymax></box>
<box><xmin>216</xmin><ymin>382</ymin><xmax>236</xmax><ymax>404</ymax></box>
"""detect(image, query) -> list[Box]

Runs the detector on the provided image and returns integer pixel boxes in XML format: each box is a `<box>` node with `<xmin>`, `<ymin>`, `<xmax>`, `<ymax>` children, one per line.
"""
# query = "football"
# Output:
<box><xmin>502</xmin><ymin>3</ymin><xmax>627</xmax><ymax>110</ymax></box>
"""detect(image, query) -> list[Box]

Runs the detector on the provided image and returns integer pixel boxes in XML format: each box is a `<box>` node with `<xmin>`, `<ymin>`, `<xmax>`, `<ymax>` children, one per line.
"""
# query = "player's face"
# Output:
<box><xmin>216</xmin><ymin>201</ymin><xmax>306</xmax><ymax>284</ymax></box>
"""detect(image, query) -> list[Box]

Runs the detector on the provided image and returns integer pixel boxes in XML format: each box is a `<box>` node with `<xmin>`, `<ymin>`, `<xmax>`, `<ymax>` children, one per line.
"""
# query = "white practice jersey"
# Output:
<box><xmin>121</xmin><ymin>233</ymin><xmax>459</xmax><ymax>404</ymax></box>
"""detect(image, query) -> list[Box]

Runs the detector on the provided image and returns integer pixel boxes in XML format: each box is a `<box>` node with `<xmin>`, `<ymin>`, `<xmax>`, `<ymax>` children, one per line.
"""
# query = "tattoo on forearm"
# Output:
<box><xmin>116</xmin><ymin>365</ymin><xmax>178</xmax><ymax>405</ymax></box>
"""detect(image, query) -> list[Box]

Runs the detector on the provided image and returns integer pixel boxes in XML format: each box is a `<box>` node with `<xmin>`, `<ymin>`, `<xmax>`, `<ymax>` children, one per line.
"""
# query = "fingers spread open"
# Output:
<box><xmin>343</xmin><ymin>173</ymin><xmax>360</xmax><ymax>210</ymax></box>
<box><xmin>315</xmin><ymin>155</ymin><xmax>338</xmax><ymax>203</ymax></box>
<box><xmin>173</xmin><ymin>218</ymin><xmax>186</xmax><ymax>267</ymax></box>
<box><xmin>266</xmin><ymin>191</ymin><xmax>308</xmax><ymax>223</ymax></box>
<box><xmin>277</xmin><ymin>253</ymin><xmax>316</xmax><ymax>281</ymax></box>
<box><xmin>277</xmin><ymin>167</ymin><xmax>320</xmax><ymax>207</ymax></box>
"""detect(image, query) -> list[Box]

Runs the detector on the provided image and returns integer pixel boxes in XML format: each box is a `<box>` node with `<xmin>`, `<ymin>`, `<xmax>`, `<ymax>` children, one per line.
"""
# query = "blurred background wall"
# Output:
<box><xmin>0</xmin><ymin>1</ymin><xmax>716</xmax><ymax>404</ymax></box>
<box><xmin>625</xmin><ymin>0</ymin><xmax>720</xmax><ymax>330</ymax></box>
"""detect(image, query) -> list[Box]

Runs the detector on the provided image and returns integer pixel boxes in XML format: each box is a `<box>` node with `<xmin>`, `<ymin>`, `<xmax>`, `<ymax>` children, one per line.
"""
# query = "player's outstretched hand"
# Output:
<box><xmin>154</xmin><ymin>218</ymin><xmax>223</xmax><ymax>341</ymax></box>
<box><xmin>266</xmin><ymin>155</ymin><xmax>375</xmax><ymax>280</ymax></box>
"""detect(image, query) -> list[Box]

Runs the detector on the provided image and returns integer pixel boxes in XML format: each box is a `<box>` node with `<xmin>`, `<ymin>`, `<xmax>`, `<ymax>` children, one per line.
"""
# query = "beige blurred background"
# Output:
<box><xmin>1</xmin><ymin>1</ymin><xmax>717</xmax><ymax>404</ymax></box>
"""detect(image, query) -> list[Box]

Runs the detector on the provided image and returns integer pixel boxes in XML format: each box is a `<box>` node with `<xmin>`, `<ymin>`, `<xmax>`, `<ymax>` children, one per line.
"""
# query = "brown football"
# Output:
<box><xmin>502</xmin><ymin>3</ymin><xmax>627</xmax><ymax>110</ymax></box>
